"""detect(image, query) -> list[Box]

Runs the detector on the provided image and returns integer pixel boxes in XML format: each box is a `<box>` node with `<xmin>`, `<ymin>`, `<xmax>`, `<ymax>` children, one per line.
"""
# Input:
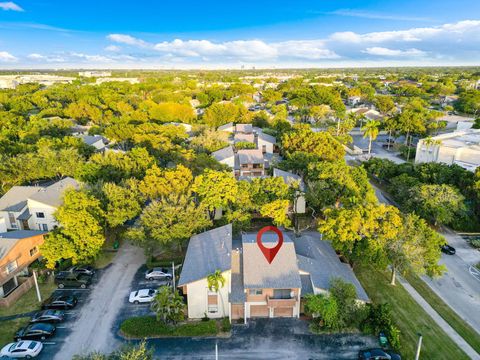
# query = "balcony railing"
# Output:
<box><xmin>267</xmin><ymin>295</ymin><xmax>297</xmax><ymax>307</ymax></box>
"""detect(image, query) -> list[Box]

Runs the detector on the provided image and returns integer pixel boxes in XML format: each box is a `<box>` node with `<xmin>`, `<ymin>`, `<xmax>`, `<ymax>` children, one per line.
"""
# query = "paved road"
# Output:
<box><xmin>371</xmin><ymin>182</ymin><xmax>480</xmax><ymax>336</ymax></box>
<box><xmin>122</xmin><ymin>318</ymin><xmax>378</xmax><ymax>360</ymax></box>
<box><xmin>53</xmin><ymin>242</ymin><xmax>145</xmax><ymax>360</ymax></box>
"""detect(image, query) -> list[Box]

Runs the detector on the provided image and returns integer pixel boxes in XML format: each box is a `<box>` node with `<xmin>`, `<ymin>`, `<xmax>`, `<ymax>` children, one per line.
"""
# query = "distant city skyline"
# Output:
<box><xmin>1</xmin><ymin>0</ymin><xmax>480</xmax><ymax>69</ymax></box>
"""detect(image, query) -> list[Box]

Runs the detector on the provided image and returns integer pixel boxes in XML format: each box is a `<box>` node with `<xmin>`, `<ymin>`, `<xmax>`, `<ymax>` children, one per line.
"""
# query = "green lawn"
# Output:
<box><xmin>0</xmin><ymin>318</ymin><xmax>30</xmax><ymax>346</ymax></box>
<box><xmin>120</xmin><ymin>316</ymin><xmax>219</xmax><ymax>338</ymax></box>
<box><xmin>93</xmin><ymin>250</ymin><xmax>118</xmax><ymax>269</ymax></box>
<box><xmin>405</xmin><ymin>273</ymin><xmax>480</xmax><ymax>353</ymax></box>
<box><xmin>0</xmin><ymin>280</ymin><xmax>56</xmax><ymax>318</ymax></box>
<box><xmin>355</xmin><ymin>265</ymin><xmax>469</xmax><ymax>360</ymax></box>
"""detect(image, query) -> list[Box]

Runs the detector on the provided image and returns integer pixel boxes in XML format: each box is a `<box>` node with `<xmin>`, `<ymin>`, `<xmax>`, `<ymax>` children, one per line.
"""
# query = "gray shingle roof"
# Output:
<box><xmin>242</xmin><ymin>231</ymin><xmax>302</xmax><ymax>289</ymax></box>
<box><xmin>0</xmin><ymin>186</ymin><xmax>43</xmax><ymax>212</ymax></box>
<box><xmin>237</xmin><ymin>149</ymin><xmax>264</xmax><ymax>165</ymax></box>
<box><xmin>235</xmin><ymin>124</ymin><xmax>252</xmax><ymax>134</ymax></box>
<box><xmin>78</xmin><ymin>135</ymin><xmax>108</xmax><ymax>146</ymax></box>
<box><xmin>273</xmin><ymin>168</ymin><xmax>305</xmax><ymax>191</ymax></box>
<box><xmin>218</xmin><ymin>122</ymin><xmax>234</xmax><ymax>131</ymax></box>
<box><xmin>257</xmin><ymin>131</ymin><xmax>276</xmax><ymax>144</ymax></box>
<box><xmin>211</xmin><ymin>146</ymin><xmax>234</xmax><ymax>162</ymax></box>
<box><xmin>0</xmin><ymin>230</ymin><xmax>47</xmax><ymax>261</ymax></box>
<box><xmin>178</xmin><ymin>224</ymin><xmax>232</xmax><ymax>286</ymax></box>
<box><xmin>234</xmin><ymin>133</ymin><xmax>255</xmax><ymax>143</ymax></box>
<box><xmin>294</xmin><ymin>233</ymin><xmax>369</xmax><ymax>301</ymax></box>
<box><xmin>29</xmin><ymin>177</ymin><xmax>80</xmax><ymax>207</ymax></box>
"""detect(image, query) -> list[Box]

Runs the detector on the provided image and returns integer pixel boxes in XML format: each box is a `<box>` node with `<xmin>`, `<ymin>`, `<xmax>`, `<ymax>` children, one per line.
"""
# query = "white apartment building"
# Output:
<box><xmin>415</xmin><ymin>129</ymin><xmax>480</xmax><ymax>172</ymax></box>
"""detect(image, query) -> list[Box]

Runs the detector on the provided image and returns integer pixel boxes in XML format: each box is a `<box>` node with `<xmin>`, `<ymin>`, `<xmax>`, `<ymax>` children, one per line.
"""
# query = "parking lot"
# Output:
<box><xmin>33</xmin><ymin>269</ymin><xmax>104</xmax><ymax>359</ymax></box>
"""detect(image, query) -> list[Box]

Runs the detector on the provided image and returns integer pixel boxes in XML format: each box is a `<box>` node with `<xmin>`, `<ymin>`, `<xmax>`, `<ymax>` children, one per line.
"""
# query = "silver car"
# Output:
<box><xmin>145</xmin><ymin>267</ymin><xmax>172</xmax><ymax>281</ymax></box>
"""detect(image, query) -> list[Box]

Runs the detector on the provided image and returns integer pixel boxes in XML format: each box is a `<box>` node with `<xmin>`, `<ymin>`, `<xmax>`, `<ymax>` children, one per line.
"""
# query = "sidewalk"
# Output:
<box><xmin>398</xmin><ymin>277</ymin><xmax>480</xmax><ymax>360</ymax></box>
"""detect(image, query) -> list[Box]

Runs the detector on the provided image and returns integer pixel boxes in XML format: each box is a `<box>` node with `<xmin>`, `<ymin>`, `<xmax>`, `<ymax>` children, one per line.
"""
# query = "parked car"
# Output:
<box><xmin>66</xmin><ymin>265</ymin><xmax>95</xmax><ymax>276</ymax></box>
<box><xmin>145</xmin><ymin>267</ymin><xmax>172</xmax><ymax>281</ymax></box>
<box><xmin>358</xmin><ymin>348</ymin><xmax>391</xmax><ymax>360</ymax></box>
<box><xmin>0</xmin><ymin>341</ymin><xmax>43</xmax><ymax>358</ymax></box>
<box><xmin>129</xmin><ymin>289</ymin><xmax>157</xmax><ymax>304</ymax></box>
<box><xmin>441</xmin><ymin>244</ymin><xmax>456</xmax><ymax>255</ymax></box>
<box><xmin>30</xmin><ymin>310</ymin><xmax>64</xmax><ymax>324</ymax></box>
<box><xmin>55</xmin><ymin>272</ymin><xmax>92</xmax><ymax>288</ymax></box>
<box><xmin>386</xmin><ymin>351</ymin><xmax>401</xmax><ymax>360</ymax></box>
<box><xmin>14</xmin><ymin>323</ymin><xmax>56</xmax><ymax>342</ymax></box>
<box><xmin>42</xmin><ymin>295</ymin><xmax>78</xmax><ymax>310</ymax></box>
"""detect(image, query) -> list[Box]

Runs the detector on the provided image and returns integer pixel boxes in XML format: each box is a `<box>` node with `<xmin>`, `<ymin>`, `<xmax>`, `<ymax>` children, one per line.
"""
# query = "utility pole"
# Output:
<box><xmin>33</xmin><ymin>270</ymin><xmax>42</xmax><ymax>303</ymax></box>
<box><xmin>415</xmin><ymin>333</ymin><xmax>423</xmax><ymax>360</ymax></box>
<box><xmin>215</xmin><ymin>342</ymin><xmax>218</xmax><ymax>360</ymax></box>
<box><xmin>172</xmin><ymin>261</ymin><xmax>176</xmax><ymax>290</ymax></box>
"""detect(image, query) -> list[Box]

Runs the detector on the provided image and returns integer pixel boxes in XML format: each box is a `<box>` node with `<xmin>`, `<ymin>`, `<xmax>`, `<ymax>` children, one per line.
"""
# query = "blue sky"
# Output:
<box><xmin>1</xmin><ymin>0</ymin><xmax>480</xmax><ymax>68</ymax></box>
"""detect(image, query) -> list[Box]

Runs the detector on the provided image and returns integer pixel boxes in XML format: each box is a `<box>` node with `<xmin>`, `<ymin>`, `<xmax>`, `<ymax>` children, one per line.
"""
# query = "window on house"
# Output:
<box><xmin>30</xmin><ymin>247</ymin><xmax>38</xmax><ymax>257</ymax></box>
<box><xmin>8</xmin><ymin>212</ymin><xmax>17</xmax><ymax>228</ymax></box>
<box><xmin>249</xmin><ymin>289</ymin><xmax>263</xmax><ymax>295</ymax></box>
<box><xmin>36</xmin><ymin>212</ymin><xmax>45</xmax><ymax>218</ymax></box>
<box><xmin>5</xmin><ymin>260</ymin><xmax>18</xmax><ymax>275</ymax></box>
<box><xmin>273</xmin><ymin>289</ymin><xmax>292</xmax><ymax>299</ymax></box>
<box><xmin>40</xmin><ymin>224</ymin><xmax>48</xmax><ymax>231</ymax></box>
<box><xmin>207</xmin><ymin>293</ymin><xmax>218</xmax><ymax>313</ymax></box>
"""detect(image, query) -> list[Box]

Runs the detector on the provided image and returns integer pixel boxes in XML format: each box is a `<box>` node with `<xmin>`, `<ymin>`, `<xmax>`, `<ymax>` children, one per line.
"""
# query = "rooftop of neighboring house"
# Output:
<box><xmin>257</xmin><ymin>131</ymin><xmax>277</xmax><ymax>144</ymax></box>
<box><xmin>178</xmin><ymin>224</ymin><xmax>233</xmax><ymax>287</ymax></box>
<box><xmin>28</xmin><ymin>177</ymin><xmax>80</xmax><ymax>208</ymax></box>
<box><xmin>273</xmin><ymin>168</ymin><xmax>305</xmax><ymax>191</ymax></box>
<box><xmin>242</xmin><ymin>232</ymin><xmax>302</xmax><ymax>290</ymax></box>
<box><xmin>237</xmin><ymin>149</ymin><xmax>264</xmax><ymax>165</ymax></box>
<box><xmin>218</xmin><ymin>122</ymin><xmax>234</xmax><ymax>132</ymax></box>
<box><xmin>422</xmin><ymin>129</ymin><xmax>480</xmax><ymax>149</ymax></box>
<box><xmin>294</xmin><ymin>233</ymin><xmax>369</xmax><ymax>301</ymax></box>
<box><xmin>77</xmin><ymin>134</ymin><xmax>108</xmax><ymax>146</ymax></box>
<box><xmin>0</xmin><ymin>187</ymin><xmax>44</xmax><ymax>212</ymax></box>
<box><xmin>234</xmin><ymin>133</ymin><xmax>255</xmax><ymax>143</ymax></box>
<box><xmin>211</xmin><ymin>146</ymin><xmax>235</xmax><ymax>162</ymax></box>
<box><xmin>235</xmin><ymin>123</ymin><xmax>253</xmax><ymax>134</ymax></box>
<box><xmin>0</xmin><ymin>230</ymin><xmax>47</xmax><ymax>261</ymax></box>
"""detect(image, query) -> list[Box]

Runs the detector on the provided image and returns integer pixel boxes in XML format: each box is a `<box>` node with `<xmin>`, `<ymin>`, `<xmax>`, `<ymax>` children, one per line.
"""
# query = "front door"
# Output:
<box><xmin>21</xmin><ymin>220</ymin><xmax>30</xmax><ymax>230</ymax></box>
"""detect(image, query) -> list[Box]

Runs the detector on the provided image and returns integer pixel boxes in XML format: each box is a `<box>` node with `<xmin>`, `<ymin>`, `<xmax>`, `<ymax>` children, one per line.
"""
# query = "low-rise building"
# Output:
<box><xmin>78</xmin><ymin>71</ymin><xmax>112</xmax><ymax>77</ymax></box>
<box><xmin>211</xmin><ymin>146</ymin><xmax>235</xmax><ymax>168</ymax></box>
<box><xmin>0</xmin><ymin>177</ymin><xmax>80</xmax><ymax>232</ymax></box>
<box><xmin>0</xmin><ymin>230</ymin><xmax>47</xmax><ymax>307</ymax></box>
<box><xmin>415</xmin><ymin>129</ymin><xmax>480</xmax><ymax>172</ymax></box>
<box><xmin>178</xmin><ymin>226</ymin><xmax>368</xmax><ymax>323</ymax></box>
<box><xmin>76</xmin><ymin>134</ymin><xmax>109</xmax><ymax>151</ymax></box>
<box><xmin>236</xmin><ymin>149</ymin><xmax>266</xmax><ymax>178</ymax></box>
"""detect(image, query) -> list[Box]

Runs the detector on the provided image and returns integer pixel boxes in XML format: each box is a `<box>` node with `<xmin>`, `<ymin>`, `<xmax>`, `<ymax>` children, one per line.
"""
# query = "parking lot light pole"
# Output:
<box><xmin>415</xmin><ymin>333</ymin><xmax>423</xmax><ymax>360</ymax></box>
<box><xmin>172</xmin><ymin>261</ymin><xmax>176</xmax><ymax>290</ymax></box>
<box><xmin>33</xmin><ymin>270</ymin><xmax>42</xmax><ymax>303</ymax></box>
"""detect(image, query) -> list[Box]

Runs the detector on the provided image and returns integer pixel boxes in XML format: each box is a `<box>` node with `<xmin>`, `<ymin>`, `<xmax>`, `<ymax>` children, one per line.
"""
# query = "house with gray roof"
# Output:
<box><xmin>235</xmin><ymin>149</ymin><xmax>265</xmax><ymax>178</ymax></box>
<box><xmin>0</xmin><ymin>177</ymin><xmax>80</xmax><ymax>232</ymax></box>
<box><xmin>76</xmin><ymin>134</ymin><xmax>109</xmax><ymax>151</ymax></box>
<box><xmin>179</xmin><ymin>225</ymin><xmax>368</xmax><ymax>323</ymax></box>
<box><xmin>211</xmin><ymin>146</ymin><xmax>235</xmax><ymax>168</ymax></box>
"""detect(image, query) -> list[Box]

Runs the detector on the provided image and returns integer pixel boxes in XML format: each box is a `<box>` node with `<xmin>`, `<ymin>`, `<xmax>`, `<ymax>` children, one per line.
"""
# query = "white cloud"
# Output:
<box><xmin>0</xmin><ymin>2</ymin><xmax>23</xmax><ymax>11</ymax></box>
<box><xmin>107</xmin><ymin>34</ymin><xmax>338</xmax><ymax>61</ymax></box>
<box><xmin>27</xmin><ymin>53</ymin><xmax>65</xmax><ymax>62</ymax></box>
<box><xmin>104</xmin><ymin>45</ymin><xmax>121</xmax><ymax>52</ymax></box>
<box><xmin>107</xmin><ymin>34</ymin><xmax>149</xmax><ymax>48</ymax></box>
<box><xmin>0</xmin><ymin>51</ymin><xmax>17</xmax><ymax>62</ymax></box>
<box><xmin>331</xmin><ymin>20</ymin><xmax>480</xmax><ymax>44</ymax></box>
<box><xmin>362</xmin><ymin>47</ymin><xmax>426</xmax><ymax>57</ymax></box>
<box><xmin>329</xmin><ymin>9</ymin><xmax>431</xmax><ymax>22</ymax></box>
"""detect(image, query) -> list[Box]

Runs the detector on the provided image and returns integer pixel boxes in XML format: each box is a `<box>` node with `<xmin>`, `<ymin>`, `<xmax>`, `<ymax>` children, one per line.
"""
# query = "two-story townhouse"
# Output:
<box><xmin>0</xmin><ymin>177</ymin><xmax>80</xmax><ymax>232</ymax></box>
<box><xmin>235</xmin><ymin>149</ymin><xmax>266</xmax><ymax>178</ymax></box>
<box><xmin>211</xmin><ymin>146</ymin><xmax>235</xmax><ymax>169</ymax></box>
<box><xmin>0</xmin><ymin>230</ymin><xmax>47</xmax><ymax>307</ymax></box>
<box><xmin>179</xmin><ymin>225</ymin><xmax>369</xmax><ymax>323</ymax></box>
<box><xmin>178</xmin><ymin>224</ymin><xmax>232</xmax><ymax>319</ymax></box>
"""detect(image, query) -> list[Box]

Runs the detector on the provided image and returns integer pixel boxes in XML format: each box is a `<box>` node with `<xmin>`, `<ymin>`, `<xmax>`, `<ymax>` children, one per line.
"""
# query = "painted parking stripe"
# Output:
<box><xmin>469</xmin><ymin>266</ymin><xmax>480</xmax><ymax>282</ymax></box>
<box><xmin>55</xmin><ymin>326</ymin><xmax>68</xmax><ymax>329</ymax></box>
<box><xmin>55</xmin><ymin>288</ymin><xmax>91</xmax><ymax>291</ymax></box>
<box><xmin>42</xmin><ymin>342</ymin><xmax>56</xmax><ymax>345</ymax></box>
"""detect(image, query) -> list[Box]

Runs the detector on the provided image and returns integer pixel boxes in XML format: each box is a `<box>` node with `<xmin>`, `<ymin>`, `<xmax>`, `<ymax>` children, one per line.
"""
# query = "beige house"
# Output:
<box><xmin>235</xmin><ymin>149</ymin><xmax>266</xmax><ymax>178</ymax></box>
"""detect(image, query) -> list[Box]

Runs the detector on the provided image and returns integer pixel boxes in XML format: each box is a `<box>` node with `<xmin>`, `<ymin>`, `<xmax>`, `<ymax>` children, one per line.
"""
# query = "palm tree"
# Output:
<box><xmin>207</xmin><ymin>269</ymin><xmax>226</xmax><ymax>317</ymax></box>
<box><xmin>151</xmin><ymin>286</ymin><xmax>186</xmax><ymax>325</ymax></box>
<box><xmin>362</xmin><ymin>119</ymin><xmax>381</xmax><ymax>155</ymax></box>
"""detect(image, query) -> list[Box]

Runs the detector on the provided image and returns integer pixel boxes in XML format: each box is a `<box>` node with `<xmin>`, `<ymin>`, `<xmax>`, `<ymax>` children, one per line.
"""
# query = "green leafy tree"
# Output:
<box><xmin>203</xmin><ymin>102</ymin><xmax>244</xmax><ymax>128</ymax></box>
<box><xmin>41</xmin><ymin>189</ymin><xmax>105</xmax><ymax>268</ymax></box>
<box><xmin>101</xmin><ymin>181</ymin><xmax>143</xmax><ymax>229</ymax></box>
<box><xmin>304</xmin><ymin>293</ymin><xmax>339</xmax><ymax>330</ymax></box>
<box><xmin>151</xmin><ymin>286</ymin><xmax>186</xmax><ymax>325</ymax></box>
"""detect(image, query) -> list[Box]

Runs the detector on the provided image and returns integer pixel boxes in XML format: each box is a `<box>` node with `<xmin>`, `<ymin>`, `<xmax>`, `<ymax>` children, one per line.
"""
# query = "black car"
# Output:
<box><xmin>42</xmin><ymin>295</ymin><xmax>78</xmax><ymax>310</ymax></box>
<box><xmin>358</xmin><ymin>348</ymin><xmax>391</xmax><ymax>360</ymax></box>
<box><xmin>55</xmin><ymin>272</ymin><xmax>92</xmax><ymax>288</ymax></box>
<box><xmin>386</xmin><ymin>351</ymin><xmax>401</xmax><ymax>360</ymax></box>
<box><xmin>30</xmin><ymin>310</ymin><xmax>65</xmax><ymax>324</ymax></box>
<box><xmin>14</xmin><ymin>323</ymin><xmax>56</xmax><ymax>342</ymax></box>
<box><xmin>441</xmin><ymin>244</ymin><xmax>456</xmax><ymax>255</ymax></box>
<box><xmin>66</xmin><ymin>265</ymin><xmax>95</xmax><ymax>276</ymax></box>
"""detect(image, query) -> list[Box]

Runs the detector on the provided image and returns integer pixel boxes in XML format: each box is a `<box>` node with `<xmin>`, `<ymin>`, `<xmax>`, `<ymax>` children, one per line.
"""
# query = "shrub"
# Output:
<box><xmin>470</xmin><ymin>239</ymin><xmax>480</xmax><ymax>249</ymax></box>
<box><xmin>221</xmin><ymin>317</ymin><xmax>231</xmax><ymax>332</ymax></box>
<box><xmin>235</xmin><ymin>141</ymin><xmax>256</xmax><ymax>149</ymax></box>
<box><xmin>361</xmin><ymin>303</ymin><xmax>401</xmax><ymax>351</ymax></box>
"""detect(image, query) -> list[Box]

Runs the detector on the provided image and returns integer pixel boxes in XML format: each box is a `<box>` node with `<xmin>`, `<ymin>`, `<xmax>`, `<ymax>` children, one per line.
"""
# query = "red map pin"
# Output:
<box><xmin>256</xmin><ymin>226</ymin><xmax>284</xmax><ymax>264</ymax></box>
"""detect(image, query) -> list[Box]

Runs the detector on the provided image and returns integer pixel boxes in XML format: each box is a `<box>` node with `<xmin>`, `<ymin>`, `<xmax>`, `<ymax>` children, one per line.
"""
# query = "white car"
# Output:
<box><xmin>129</xmin><ymin>289</ymin><xmax>157</xmax><ymax>304</ymax></box>
<box><xmin>1</xmin><ymin>341</ymin><xmax>43</xmax><ymax>358</ymax></box>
